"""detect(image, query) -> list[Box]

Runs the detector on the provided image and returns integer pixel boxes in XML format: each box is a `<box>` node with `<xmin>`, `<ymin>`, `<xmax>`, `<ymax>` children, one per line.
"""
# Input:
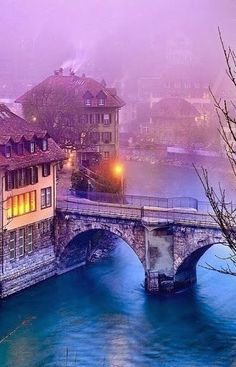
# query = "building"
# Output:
<box><xmin>16</xmin><ymin>70</ymin><xmax>125</xmax><ymax>167</ymax></box>
<box><xmin>150</xmin><ymin>97</ymin><xmax>201</xmax><ymax>146</ymax></box>
<box><xmin>0</xmin><ymin>104</ymin><xmax>64</xmax><ymax>297</ymax></box>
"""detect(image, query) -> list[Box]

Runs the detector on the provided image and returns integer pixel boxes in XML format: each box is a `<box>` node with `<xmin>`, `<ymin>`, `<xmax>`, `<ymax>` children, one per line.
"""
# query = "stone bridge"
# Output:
<box><xmin>55</xmin><ymin>198</ymin><xmax>224</xmax><ymax>294</ymax></box>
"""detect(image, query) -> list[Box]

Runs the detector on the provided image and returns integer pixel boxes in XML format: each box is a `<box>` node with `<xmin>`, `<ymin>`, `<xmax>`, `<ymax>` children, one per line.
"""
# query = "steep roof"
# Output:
<box><xmin>0</xmin><ymin>104</ymin><xmax>65</xmax><ymax>169</ymax></box>
<box><xmin>16</xmin><ymin>74</ymin><xmax>125</xmax><ymax>108</ymax></box>
<box><xmin>151</xmin><ymin>97</ymin><xmax>200</xmax><ymax>119</ymax></box>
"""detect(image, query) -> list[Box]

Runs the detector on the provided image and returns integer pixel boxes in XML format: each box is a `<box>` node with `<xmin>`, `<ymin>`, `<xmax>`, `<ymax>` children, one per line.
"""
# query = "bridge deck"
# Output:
<box><xmin>57</xmin><ymin>197</ymin><xmax>219</xmax><ymax>228</ymax></box>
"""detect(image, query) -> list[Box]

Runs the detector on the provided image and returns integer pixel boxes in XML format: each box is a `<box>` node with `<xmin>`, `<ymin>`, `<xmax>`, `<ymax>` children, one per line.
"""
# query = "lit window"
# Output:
<box><xmin>7</xmin><ymin>197</ymin><xmax>13</xmax><ymax>218</ymax></box>
<box><xmin>13</xmin><ymin>195</ymin><xmax>18</xmax><ymax>217</ymax></box>
<box><xmin>7</xmin><ymin>191</ymin><xmax>36</xmax><ymax>218</ymax></box>
<box><xmin>18</xmin><ymin>194</ymin><xmax>24</xmax><ymax>215</ymax></box>
<box><xmin>41</xmin><ymin>187</ymin><xmax>52</xmax><ymax>209</ymax></box>
<box><xmin>42</xmin><ymin>139</ymin><xmax>48</xmax><ymax>151</ymax></box>
<box><xmin>19</xmin><ymin>228</ymin><xmax>25</xmax><ymax>257</ymax></box>
<box><xmin>5</xmin><ymin>145</ymin><xmax>12</xmax><ymax>158</ymax></box>
<box><xmin>25</xmin><ymin>192</ymin><xmax>30</xmax><ymax>213</ymax></box>
<box><xmin>9</xmin><ymin>231</ymin><xmax>16</xmax><ymax>260</ymax></box>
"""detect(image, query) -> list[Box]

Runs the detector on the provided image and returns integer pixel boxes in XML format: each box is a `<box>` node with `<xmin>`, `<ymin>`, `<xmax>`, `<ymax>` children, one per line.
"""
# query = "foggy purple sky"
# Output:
<box><xmin>0</xmin><ymin>0</ymin><xmax>236</xmax><ymax>90</ymax></box>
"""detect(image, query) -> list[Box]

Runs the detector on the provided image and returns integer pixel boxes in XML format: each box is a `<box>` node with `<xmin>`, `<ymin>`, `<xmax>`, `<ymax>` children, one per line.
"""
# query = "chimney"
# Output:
<box><xmin>101</xmin><ymin>79</ymin><xmax>106</xmax><ymax>87</ymax></box>
<box><xmin>69</xmin><ymin>68</ymin><xmax>75</xmax><ymax>76</ymax></box>
<box><xmin>59</xmin><ymin>67</ymin><xmax>63</xmax><ymax>75</ymax></box>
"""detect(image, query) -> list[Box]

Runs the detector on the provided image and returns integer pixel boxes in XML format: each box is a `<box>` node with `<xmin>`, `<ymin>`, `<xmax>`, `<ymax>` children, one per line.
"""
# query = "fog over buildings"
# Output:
<box><xmin>0</xmin><ymin>0</ymin><xmax>236</xmax><ymax>97</ymax></box>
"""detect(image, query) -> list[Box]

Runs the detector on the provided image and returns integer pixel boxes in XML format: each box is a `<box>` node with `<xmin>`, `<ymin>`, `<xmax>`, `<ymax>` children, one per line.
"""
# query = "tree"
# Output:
<box><xmin>21</xmin><ymin>80</ymin><xmax>97</xmax><ymax>151</ymax></box>
<box><xmin>197</xmin><ymin>29</ymin><xmax>236</xmax><ymax>275</ymax></box>
<box><xmin>71</xmin><ymin>159</ymin><xmax>122</xmax><ymax>195</ymax></box>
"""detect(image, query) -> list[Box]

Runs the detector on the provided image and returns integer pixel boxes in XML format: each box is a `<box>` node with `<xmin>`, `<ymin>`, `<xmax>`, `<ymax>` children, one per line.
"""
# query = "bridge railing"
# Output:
<box><xmin>68</xmin><ymin>190</ymin><xmax>207</xmax><ymax>211</ymax></box>
<box><xmin>141</xmin><ymin>206</ymin><xmax>215</xmax><ymax>224</ymax></box>
<box><xmin>56</xmin><ymin>197</ymin><xmax>217</xmax><ymax>226</ymax></box>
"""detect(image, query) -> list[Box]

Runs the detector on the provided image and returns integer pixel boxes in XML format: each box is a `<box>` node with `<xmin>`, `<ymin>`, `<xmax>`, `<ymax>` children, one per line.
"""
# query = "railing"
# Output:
<box><xmin>56</xmin><ymin>197</ymin><xmax>218</xmax><ymax>226</ymax></box>
<box><xmin>68</xmin><ymin>190</ymin><xmax>206</xmax><ymax>211</ymax></box>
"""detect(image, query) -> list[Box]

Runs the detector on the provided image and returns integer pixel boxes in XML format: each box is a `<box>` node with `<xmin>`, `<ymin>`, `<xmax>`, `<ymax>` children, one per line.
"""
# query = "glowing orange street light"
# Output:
<box><xmin>113</xmin><ymin>163</ymin><xmax>124</xmax><ymax>198</ymax></box>
<box><xmin>114</xmin><ymin>164</ymin><xmax>123</xmax><ymax>176</ymax></box>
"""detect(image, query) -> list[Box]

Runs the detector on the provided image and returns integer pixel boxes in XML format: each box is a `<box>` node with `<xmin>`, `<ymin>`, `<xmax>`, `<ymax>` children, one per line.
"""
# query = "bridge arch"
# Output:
<box><xmin>174</xmin><ymin>237</ymin><xmax>225</xmax><ymax>289</ymax></box>
<box><xmin>55</xmin><ymin>214</ymin><xmax>146</xmax><ymax>274</ymax></box>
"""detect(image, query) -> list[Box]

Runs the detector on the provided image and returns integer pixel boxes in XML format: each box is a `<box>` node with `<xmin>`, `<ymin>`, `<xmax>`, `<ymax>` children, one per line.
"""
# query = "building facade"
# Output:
<box><xmin>0</xmin><ymin>104</ymin><xmax>64</xmax><ymax>297</ymax></box>
<box><xmin>16</xmin><ymin>70</ymin><xmax>125</xmax><ymax>167</ymax></box>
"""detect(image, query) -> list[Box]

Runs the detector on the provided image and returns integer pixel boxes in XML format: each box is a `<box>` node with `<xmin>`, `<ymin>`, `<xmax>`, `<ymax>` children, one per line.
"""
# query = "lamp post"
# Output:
<box><xmin>114</xmin><ymin>163</ymin><xmax>124</xmax><ymax>203</ymax></box>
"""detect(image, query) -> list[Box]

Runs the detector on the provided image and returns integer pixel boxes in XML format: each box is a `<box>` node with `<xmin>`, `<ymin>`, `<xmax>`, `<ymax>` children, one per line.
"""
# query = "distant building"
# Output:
<box><xmin>150</xmin><ymin>97</ymin><xmax>201</xmax><ymax>146</ymax></box>
<box><xmin>16</xmin><ymin>70</ymin><xmax>125</xmax><ymax>167</ymax></box>
<box><xmin>0</xmin><ymin>104</ymin><xmax>64</xmax><ymax>297</ymax></box>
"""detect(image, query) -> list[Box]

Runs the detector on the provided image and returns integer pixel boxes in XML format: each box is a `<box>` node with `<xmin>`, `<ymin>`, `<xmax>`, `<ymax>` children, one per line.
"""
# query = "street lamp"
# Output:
<box><xmin>114</xmin><ymin>163</ymin><xmax>124</xmax><ymax>200</ymax></box>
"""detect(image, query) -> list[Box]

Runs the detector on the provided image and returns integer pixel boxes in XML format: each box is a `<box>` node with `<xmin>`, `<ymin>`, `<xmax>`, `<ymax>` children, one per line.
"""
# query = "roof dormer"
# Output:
<box><xmin>96</xmin><ymin>91</ymin><xmax>107</xmax><ymax>106</ymax></box>
<box><xmin>83</xmin><ymin>91</ymin><xmax>93</xmax><ymax>107</ymax></box>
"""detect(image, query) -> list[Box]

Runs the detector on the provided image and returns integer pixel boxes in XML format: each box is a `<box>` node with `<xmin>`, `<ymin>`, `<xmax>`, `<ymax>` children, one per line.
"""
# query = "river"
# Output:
<box><xmin>0</xmin><ymin>162</ymin><xmax>235</xmax><ymax>367</ymax></box>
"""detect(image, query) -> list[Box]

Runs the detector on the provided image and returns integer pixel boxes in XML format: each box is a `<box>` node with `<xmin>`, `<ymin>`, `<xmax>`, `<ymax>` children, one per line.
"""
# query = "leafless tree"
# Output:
<box><xmin>22</xmin><ymin>84</ymin><xmax>97</xmax><ymax>150</ymax></box>
<box><xmin>197</xmin><ymin>28</ymin><xmax>236</xmax><ymax>275</ymax></box>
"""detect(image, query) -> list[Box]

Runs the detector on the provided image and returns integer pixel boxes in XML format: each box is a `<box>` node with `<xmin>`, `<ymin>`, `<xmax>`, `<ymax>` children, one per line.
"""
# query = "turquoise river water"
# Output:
<box><xmin>0</xmin><ymin>162</ymin><xmax>235</xmax><ymax>367</ymax></box>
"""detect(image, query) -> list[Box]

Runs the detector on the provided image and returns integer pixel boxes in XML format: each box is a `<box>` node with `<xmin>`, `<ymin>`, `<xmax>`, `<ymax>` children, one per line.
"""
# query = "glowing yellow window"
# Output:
<box><xmin>13</xmin><ymin>196</ymin><xmax>18</xmax><ymax>217</ymax></box>
<box><xmin>18</xmin><ymin>194</ymin><xmax>24</xmax><ymax>215</ymax></box>
<box><xmin>24</xmin><ymin>192</ymin><xmax>30</xmax><ymax>213</ymax></box>
<box><xmin>7</xmin><ymin>197</ymin><xmax>13</xmax><ymax>219</ymax></box>
<box><xmin>30</xmin><ymin>191</ymin><xmax>36</xmax><ymax>211</ymax></box>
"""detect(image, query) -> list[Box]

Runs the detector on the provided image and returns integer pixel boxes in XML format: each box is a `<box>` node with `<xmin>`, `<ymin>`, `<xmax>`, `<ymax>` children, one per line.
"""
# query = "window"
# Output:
<box><xmin>29</xmin><ymin>166</ymin><xmax>38</xmax><ymax>184</ymax></box>
<box><xmin>9</xmin><ymin>231</ymin><xmax>16</xmax><ymax>260</ymax></box>
<box><xmin>5</xmin><ymin>145</ymin><xmax>12</xmax><ymax>158</ymax></box>
<box><xmin>80</xmin><ymin>114</ymin><xmax>88</xmax><ymax>124</ymax></box>
<box><xmin>42</xmin><ymin>139</ymin><xmax>48</xmax><ymax>151</ymax></box>
<box><xmin>27</xmin><ymin>226</ymin><xmax>33</xmax><ymax>253</ymax></box>
<box><xmin>42</xmin><ymin>163</ymin><xmax>51</xmax><ymax>177</ymax></box>
<box><xmin>98</xmin><ymin>98</ymin><xmax>105</xmax><ymax>106</ymax></box>
<box><xmin>89</xmin><ymin>114</ymin><xmax>94</xmax><ymax>124</ymax></box>
<box><xmin>85</xmin><ymin>99</ymin><xmax>92</xmax><ymax>106</ymax></box>
<box><xmin>5</xmin><ymin>171</ymin><xmax>14</xmax><ymax>191</ymax></box>
<box><xmin>19</xmin><ymin>228</ymin><xmax>25</xmax><ymax>257</ymax></box>
<box><xmin>102</xmin><ymin>132</ymin><xmax>112</xmax><ymax>143</ymax></box>
<box><xmin>30</xmin><ymin>142</ymin><xmax>35</xmax><ymax>153</ymax></box>
<box><xmin>42</xmin><ymin>220</ymin><xmax>51</xmax><ymax>234</ymax></box>
<box><xmin>103</xmin><ymin>114</ymin><xmax>111</xmax><ymax>125</ymax></box>
<box><xmin>18</xmin><ymin>142</ymin><xmax>24</xmax><ymax>155</ymax></box>
<box><xmin>7</xmin><ymin>191</ymin><xmax>36</xmax><ymax>219</ymax></box>
<box><xmin>90</xmin><ymin>132</ymin><xmax>100</xmax><ymax>144</ymax></box>
<box><xmin>95</xmin><ymin>114</ymin><xmax>100</xmax><ymax>124</ymax></box>
<box><xmin>5</xmin><ymin>167</ymin><xmax>38</xmax><ymax>190</ymax></box>
<box><xmin>41</xmin><ymin>187</ymin><xmax>52</xmax><ymax>209</ymax></box>
<box><xmin>104</xmin><ymin>151</ymin><xmax>109</xmax><ymax>160</ymax></box>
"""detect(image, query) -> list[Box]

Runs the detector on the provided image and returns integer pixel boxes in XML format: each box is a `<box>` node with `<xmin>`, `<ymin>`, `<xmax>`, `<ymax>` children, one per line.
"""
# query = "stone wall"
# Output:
<box><xmin>0</xmin><ymin>218</ymin><xmax>56</xmax><ymax>298</ymax></box>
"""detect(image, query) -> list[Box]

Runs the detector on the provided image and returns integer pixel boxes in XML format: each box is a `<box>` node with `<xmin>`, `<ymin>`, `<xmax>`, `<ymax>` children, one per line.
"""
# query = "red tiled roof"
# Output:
<box><xmin>16</xmin><ymin>74</ymin><xmax>125</xmax><ymax>108</ymax></box>
<box><xmin>0</xmin><ymin>104</ymin><xmax>65</xmax><ymax>169</ymax></box>
<box><xmin>151</xmin><ymin>97</ymin><xmax>200</xmax><ymax>119</ymax></box>
<box><xmin>0</xmin><ymin>138</ymin><xmax>65</xmax><ymax>170</ymax></box>
<box><xmin>0</xmin><ymin>104</ymin><xmax>48</xmax><ymax>144</ymax></box>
